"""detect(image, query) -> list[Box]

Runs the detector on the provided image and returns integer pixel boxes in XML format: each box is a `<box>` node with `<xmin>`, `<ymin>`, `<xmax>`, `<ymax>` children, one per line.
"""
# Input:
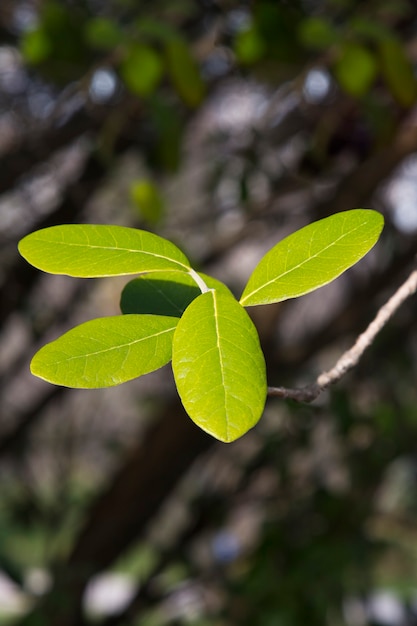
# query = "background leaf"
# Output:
<box><xmin>240</xmin><ymin>209</ymin><xmax>384</xmax><ymax>306</ymax></box>
<box><xmin>121</xmin><ymin>272</ymin><xmax>231</xmax><ymax>317</ymax></box>
<box><xmin>21</xmin><ymin>28</ymin><xmax>52</xmax><ymax>64</ymax></box>
<box><xmin>31</xmin><ymin>315</ymin><xmax>178</xmax><ymax>388</ymax></box>
<box><xmin>147</xmin><ymin>97</ymin><xmax>184</xmax><ymax>172</ymax></box>
<box><xmin>84</xmin><ymin>17</ymin><xmax>124</xmax><ymax>50</ymax></box>
<box><xmin>120</xmin><ymin>43</ymin><xmax>164</xmax><ymax>96</ymax></box>
<box><xmin>234</xmin><ymin>26</ymin><xmax>266</xmax><ymax>64</ymax></box>
<box><xmin>378</xmin><ymin>37</ymin><xmax>417</xmax><ymax>107</ymax></box>
<box><xmin>19</xmin><ymin>1</ymin><xmax>89</xmax><ymax>80</ymax></box>
<box><xmin>18</xmin><ymin>224</ymin><xmax>191</xmax><ymax>277</ymax></box>
<box><xmin>298</xmin><ymin>17</ymin><xmax>339</xmax><ymax>51</ymax></box>
<box><xmin>130</xmin><ymin>179</ymin><xmax>165</xmax><ymax>225</ymax></box>
<box><xmin>333</xmin><ymin>43</ymin><xmax>377</xmax><ymax>97</ymax></box>
<box><xmin>165</xmin><ymin>37</ymin><xmax>205</xmax><ymax>107</ymax></box>
<box><xmin>172</xmin><ymin>290</ymin><xmax>267</xmax><ymax>443</ymax></box>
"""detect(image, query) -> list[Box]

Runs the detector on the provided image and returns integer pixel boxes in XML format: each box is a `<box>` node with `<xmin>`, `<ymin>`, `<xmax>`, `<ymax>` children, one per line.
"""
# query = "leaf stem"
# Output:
<box><xmin>188</xmin><ymin>268</ymin><xmax>210</xmax><ymax>294</ymax></box>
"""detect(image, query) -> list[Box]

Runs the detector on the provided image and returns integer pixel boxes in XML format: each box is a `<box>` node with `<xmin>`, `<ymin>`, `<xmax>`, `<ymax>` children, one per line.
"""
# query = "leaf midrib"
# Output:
<box><xmin>212</xmin><ymin>291</ymin><xmax>229</xmax><ymax>441</ymax></box>
<box><xmin>51</xmin><ymin>325</ymin><xmax>176</xmax><ymax>364</ymax></box>
<box><xmin>37</xmin><ymin>238</ymin><xmax>191</xmax><ymax>271</ymax></box>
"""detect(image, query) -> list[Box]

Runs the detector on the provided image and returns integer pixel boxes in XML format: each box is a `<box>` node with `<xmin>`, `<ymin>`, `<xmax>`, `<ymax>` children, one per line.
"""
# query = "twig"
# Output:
<box><xmin>268</xmin><ymin>268</ymin><xmax>417</xmax><ymax>403</ymax></box>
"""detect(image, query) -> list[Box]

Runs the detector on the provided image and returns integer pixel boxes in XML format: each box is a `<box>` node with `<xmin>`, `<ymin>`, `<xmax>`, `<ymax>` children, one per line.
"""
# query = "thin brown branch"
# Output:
<box><xmin>268</xmin><ymin>267</ymin><xmax>417</xmax><ymax>402</ymax></box>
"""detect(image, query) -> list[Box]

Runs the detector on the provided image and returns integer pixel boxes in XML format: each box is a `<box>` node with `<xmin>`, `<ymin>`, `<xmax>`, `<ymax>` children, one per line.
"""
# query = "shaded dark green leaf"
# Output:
<box><xmin>121</xmin><ymin>272</ymin><xmax>231</xmax><ymax>317</ymax></box>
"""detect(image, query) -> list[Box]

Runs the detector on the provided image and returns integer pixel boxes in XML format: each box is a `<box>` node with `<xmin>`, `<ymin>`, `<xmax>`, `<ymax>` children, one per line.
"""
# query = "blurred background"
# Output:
<box><xmin>1</xmin><ymin>0</ymin><xmax>417</xmax><ymax>624</ymax></box>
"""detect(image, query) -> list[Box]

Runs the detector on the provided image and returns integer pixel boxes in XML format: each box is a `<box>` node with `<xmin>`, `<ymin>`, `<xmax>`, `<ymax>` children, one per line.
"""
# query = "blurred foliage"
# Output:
<box><xmin>130</xmin><ymin>179</ymin><xmax>165</xmax><ymax>224</ymax></box>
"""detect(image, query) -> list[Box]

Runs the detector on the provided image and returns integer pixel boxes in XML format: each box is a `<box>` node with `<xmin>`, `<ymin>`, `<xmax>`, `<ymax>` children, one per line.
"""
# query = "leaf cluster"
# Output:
<box><xmin>18</xmin><ymin>209</ymin><xmax>383</xmax><ymax>442</ymax></box>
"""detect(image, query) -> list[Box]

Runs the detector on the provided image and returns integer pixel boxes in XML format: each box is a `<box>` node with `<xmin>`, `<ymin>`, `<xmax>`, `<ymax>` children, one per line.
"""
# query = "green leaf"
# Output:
<box><xmin>134</xmin><ymin>17</ymin><xmax>178</xmax><ymax>42</ymax></box>
<box><xmin>31</xmin><ymin>314</ymin><xmax>178</xmax><ymax>388</ymax></box>
<box><xmin>21</xmin><ymin>28</ymin><xmax>52</xmax><ymax>64</ymax></box>
<box><xmin>84</xmin><ymin>18</ymin><xmax>124</xmax><ymax>50</ymax></box>
<box><xmin>130</xmin><ymin>179</ymin><xmax>164</xmax><ymax>224</ymax></box>
<box><xmin>298</xmin><ymin>17</ymin><xmax>339</xmax><ymax>51</ymax></box>
<box><xmin>165</xmin><ymin>38</ymin><xmax>205</xmax><ymax>107</ymax></box>
<box><xmin>172</xmin><ymin>290</ymin><xmax>267</xmax><ymax>443</ymax></box>
<box><xmin>18</xmin><ymin>225</ymin><xmax>191</xmax><ymax>277</ymax></box>
<box><xmin>120</xmin><ymin>44</ymin><xmax>163</xmax><ymax>96</ymax></box>
<box><xmin>234</xmin><ymin>26</ymin><xmax>266</xmax><ymax>64</ymax></box>
<box><xmin>349</xmin><ymin>17</ymin><xmax>391</xmax><ymax>42</ymax></box>
<box><xmin>148</xmin><ymin>97</ymin><xmax>183</xmax><ymax>172</ymax></box>
<box><xmin>121</xmin><ymin>271</ymin><xmax>231</xmax><ymax>317</ymax></box>
<box><xmin>378</xmin><ymin>37</ymin><xmax>417</xmax><ymax>107</ymax></box>
<box><xmin>23</xmin><ymin>2</ymin><xmax>89</xmax><ymax>74</ymax></box>
<box><xmin>333</xmin><ymin>43</ymin><xmax>377</xmax><ymax>97</ymax></box>
<box><xmin>240</xmin><ymin>209</ymin><xmax>384</xmax><ymax>307</ymax></box>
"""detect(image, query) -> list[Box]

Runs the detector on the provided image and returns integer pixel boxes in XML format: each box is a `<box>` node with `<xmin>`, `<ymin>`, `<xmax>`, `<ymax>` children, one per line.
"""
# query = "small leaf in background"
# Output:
<box><xmin>349</xmin><ymin>17</ymin><xmax>391</xmax><ymax>42</ymax></box>
<box><xmin>121</xmin><ymin>272</ymin><xmax>231</xmax><ymax>317</ymax></box>
<box><xmin>20</xmin><ymin>2</ymin><xmax>90</xmax><ymax>81</ymax></box>
<box><xmin>148</xmin><ymin>97</ymin><xmax>183</xmax><ymax>172</ymax></box>
<box><xmin>333</xmin><ymin>43</ymin><xmax>377</xmax><ymax>97</ymax></box>
<box><xmin>254</xmin><ymin>2</ymin><xmax>302</xmax><ymax>64</ymax></box>
<box><xmin>18</xmin><ymin>224</ymin><xmax>191</xmax><ymax>277</ymax></box>
<box><xmin>172</xmin><ymin>290</ymin><xmax>267</xmax><ymax>443</ymax></box>
<box><xmin>31</xmin><ymin>315</ymin><xmax>178</xmax><ymax>388</ymax></box>
<box><xmin>234</xmin><ymin>26</ymin><xmax>266</xmax><ymax>64</ymax></box>
<box><xmin>363</xmin><ymin>95</ymin><xmax>396</xmax><ymax>145</ymax></box>
<box><xmin>28</xmin><ymin>2</ymin><xmax>89</xmax><ymax>68</ymax></box>
<box><xmin>21</xmin><ymin>28</ymin><xmax>52</xmax><ymax>64</ymax></box>
<box><xmin>130</xmin><ymin>179</ymin><xmax>164</xmax><ymax>224</ymax></box>
<box><xmin>120</xmin><ymin>44</ymin><xmax>163</xmax><ymax>96</ymax></box>
<box><xmin>378</xmin><ymin>37</ymin><xmax>417</xmax><ymax>107</ymax></box>
<box><xmin>240</xmin><ymin>209</ymin><xmax>384</xmax><ymax>307</ymax></box>
<box><xmin>298</xmin><ymin>17</ymin><xmax>339</xmax><ymax>51</ymax></box>
<box><xmin>165</xmin><ymin>38</ymin><xmax>205</xmax><ymax>107</ymax></box>
<box><xmin>84</xmin><ymin>18</ymin><xmax>124</xmax><ymax>50</ymax></box>
<box><xmin>134</xmin><ymin>17</ymin><xmax>177</xmax><ymax>42</ymax></box>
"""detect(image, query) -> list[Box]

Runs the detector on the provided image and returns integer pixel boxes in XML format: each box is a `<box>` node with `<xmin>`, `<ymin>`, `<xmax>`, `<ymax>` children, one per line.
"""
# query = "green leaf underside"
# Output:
<box><xmin>18</xmin><ymin>225</ymin><xmax>190</xmax><ymax>277</ymax></box>
<box><xmin>240</xmin><ymin>209</ymin><xmax>384</xmax><ymax>306</ymax></box>
<box><xmin>31</xmin><ymin>315</ymin><xmax>178</xmax><ymax>388</ymax></box>
<box><xmin>172</xmin><ymin>290</ymin><xmax>267</xmax><ymax>443</ymax></box>
<box><xmin>120</xmin><ymin>271</ymin><xmax>232</xmax><ymax>317</ymax></box>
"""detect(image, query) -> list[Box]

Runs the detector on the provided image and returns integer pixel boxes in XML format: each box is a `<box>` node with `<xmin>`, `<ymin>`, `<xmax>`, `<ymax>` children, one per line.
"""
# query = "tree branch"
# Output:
<box><xmin>268</xmin><ymin>267</ymin><xmax>417</xmax><ymax>402</ymax></box>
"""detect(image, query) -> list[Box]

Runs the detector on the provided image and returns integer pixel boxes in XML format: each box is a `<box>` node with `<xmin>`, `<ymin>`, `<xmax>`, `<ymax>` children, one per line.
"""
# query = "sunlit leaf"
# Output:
<box><xmin>172</xmin><ymin>290</ymin><xmax>267</xmax><ymax>443</ymax></box>
<box><xmin>121</xmin><ymin>272</ymin><xmax>231</xmax><ymax>317</ymax></box>
<box><xmin>120</xmin><ymin>44</ymin><xmax>163</xmax><ymax>96</ymax></box>
<box><xmin>18</xmin><ymin>225</ymin><xmax>191</xmax><ymax>277</ymax></box>
<box><xmin>31</xmin><ymin>315</ymin><xmax>178</xmax><ymax>388</ymax></box>
<box><xmin>240</xmin><ymin>209</ymin><xmax>384</xmax><ymax>307</ymax></box>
